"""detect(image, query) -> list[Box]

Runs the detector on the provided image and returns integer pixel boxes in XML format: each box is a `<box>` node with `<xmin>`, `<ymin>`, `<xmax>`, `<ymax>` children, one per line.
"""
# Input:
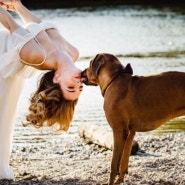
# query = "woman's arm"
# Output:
<box><xmin>14</xmin><ymin>0</ymin><xmax>41</xmax><ymax>24</ymax></box>
<box><xmin>0</xmin><ymin>0</ymin><xmax>41</xmax><ymax>24</ymax></box>
<box><xmin>0</xmin><ymin>5</ymin><xmax>19</xmax><ymax>33</ymax></box>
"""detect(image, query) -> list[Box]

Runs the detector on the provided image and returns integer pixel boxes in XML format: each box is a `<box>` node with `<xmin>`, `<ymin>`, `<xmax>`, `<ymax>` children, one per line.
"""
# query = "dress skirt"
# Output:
<box><xmin>0</xmin><ymin>22</ymin><xmax>56</xmax><ymax>179</ymax></box>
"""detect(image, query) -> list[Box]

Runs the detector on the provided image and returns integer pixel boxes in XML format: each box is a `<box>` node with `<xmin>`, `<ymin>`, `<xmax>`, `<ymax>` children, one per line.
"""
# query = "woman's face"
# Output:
<box><xmin>55</xmin><ymin>69</ymin><xmax>84</xmax><ymax>100</ymax></box>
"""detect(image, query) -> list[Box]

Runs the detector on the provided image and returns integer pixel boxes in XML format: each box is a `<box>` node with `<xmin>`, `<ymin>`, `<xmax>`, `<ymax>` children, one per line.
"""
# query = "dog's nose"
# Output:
<box><xmin>81</xmin><ymin>69</ymin><xmax>87</xmax><ymax>78</ymax></box>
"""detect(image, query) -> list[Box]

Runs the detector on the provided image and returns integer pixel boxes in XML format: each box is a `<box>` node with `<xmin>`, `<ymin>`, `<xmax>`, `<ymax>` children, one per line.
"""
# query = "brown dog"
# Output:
<box><xmin>82</xmin><ymin>53</ymin><xmax>185</xmax><ymax>185</ymax></box>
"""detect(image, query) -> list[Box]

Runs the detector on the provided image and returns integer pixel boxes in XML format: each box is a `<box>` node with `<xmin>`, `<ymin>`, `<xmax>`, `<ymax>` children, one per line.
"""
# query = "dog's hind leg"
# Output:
<box><xmin>115</xmin><ymin>130</ymin><xmax>136</xmax><ymax>184</ymax></box>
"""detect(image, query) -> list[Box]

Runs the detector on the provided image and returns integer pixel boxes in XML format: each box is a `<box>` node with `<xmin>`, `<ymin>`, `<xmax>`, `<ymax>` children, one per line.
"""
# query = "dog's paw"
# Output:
<box><xmin>101</xmin><ymin>182</ymin><xmax>109</xmax><ymax>185</ymax></box>
<box><xmin>114</xmin><ymin>178</ymin><xmax>124</xmax><ymax>185</ymax></box>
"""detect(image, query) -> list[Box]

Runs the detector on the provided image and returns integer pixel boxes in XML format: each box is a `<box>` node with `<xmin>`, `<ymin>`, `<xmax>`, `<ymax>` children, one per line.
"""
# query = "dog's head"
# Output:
<box><xmin>82</xmin><ymin>53</ymin><xmax>133</xmax><ymax>86</ymax></box>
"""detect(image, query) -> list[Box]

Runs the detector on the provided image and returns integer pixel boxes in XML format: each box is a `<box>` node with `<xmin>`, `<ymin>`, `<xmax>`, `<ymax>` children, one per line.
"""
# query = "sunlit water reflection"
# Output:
<box><xmin>5</xmin><ymin>5</ymin><xmax>184</xmax><ymax>135</ymax></box>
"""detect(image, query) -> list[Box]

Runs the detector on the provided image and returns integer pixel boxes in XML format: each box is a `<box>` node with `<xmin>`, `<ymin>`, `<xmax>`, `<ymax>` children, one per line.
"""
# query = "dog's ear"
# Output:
<box><xmin>123</xmin><ymin>63</ymin><xmax>133</xmax><ymax>75</ymax></box>
<box><xmin>92</xmin><ymin>54</ymin><xmax>106</xmax><ymax>78</ymax></box>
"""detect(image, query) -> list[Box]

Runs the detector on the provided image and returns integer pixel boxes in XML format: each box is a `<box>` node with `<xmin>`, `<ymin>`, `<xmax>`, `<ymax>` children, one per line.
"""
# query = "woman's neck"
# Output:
<box><xmin>55</xmin><ymin>52</ymin><xmax>79</xmax><ymax>75</ymax></box>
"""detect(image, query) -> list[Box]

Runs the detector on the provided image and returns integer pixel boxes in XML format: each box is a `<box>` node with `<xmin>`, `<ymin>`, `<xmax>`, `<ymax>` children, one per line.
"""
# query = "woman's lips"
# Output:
<box><xmin>74</xmin><ymin>75</ymin><xmax>86</xmax><ymax>83</ymax></box>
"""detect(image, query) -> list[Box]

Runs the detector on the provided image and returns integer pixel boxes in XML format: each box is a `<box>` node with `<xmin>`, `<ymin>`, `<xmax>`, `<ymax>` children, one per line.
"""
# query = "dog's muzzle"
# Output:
<box><xmin>81</xmin><ymin>69</ymin><xmax>97</xmax><ymax>86</ymax></box>
<box><xmin>81</xmin><ymin>69</ymin><xmax>88</xmax><ymax>84</ymax></box>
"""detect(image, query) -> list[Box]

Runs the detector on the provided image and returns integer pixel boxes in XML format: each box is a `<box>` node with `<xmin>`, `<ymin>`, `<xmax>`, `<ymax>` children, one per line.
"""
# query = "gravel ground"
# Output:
<box><xmin>0</xmin><ymin>124</ymin><xmax>184</xmax><ymax>185</ymax></box>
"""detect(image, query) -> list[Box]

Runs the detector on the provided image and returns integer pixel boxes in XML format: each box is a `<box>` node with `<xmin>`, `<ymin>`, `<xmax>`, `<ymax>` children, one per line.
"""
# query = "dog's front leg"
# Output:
<box><xmin>115</xmin><ymin>130</ymin><xmax>136</xmax><ymax>184</ymax></box>
<box><xmin>108</xmin><ymin>129</ymin><xmax>128</xmax><ymax>185</ymax></box>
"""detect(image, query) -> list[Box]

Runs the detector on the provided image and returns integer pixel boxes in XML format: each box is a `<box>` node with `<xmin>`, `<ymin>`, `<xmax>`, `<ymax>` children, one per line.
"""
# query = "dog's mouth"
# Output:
<box><xmin>81</xmin><ymin>76</ymin><xmax>90</xmax><ymax>85</ymax></box>
<box><xmin>81</xmin><ymin>77</ymin><xmax>87</xmax><ymax>83</ymax></box>
<box><xmin>81</xmin><ymin>70</ymin><xmax>97</xmax><ymax>86</ymax></box>
<box><xmin>81</xmin><ymin>70</ymin><xmax>87</xmax><ymax>83</ymax></box>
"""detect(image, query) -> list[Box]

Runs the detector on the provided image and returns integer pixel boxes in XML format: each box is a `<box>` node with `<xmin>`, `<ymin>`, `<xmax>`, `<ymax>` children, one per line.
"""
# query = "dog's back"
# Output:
<box><xmin>110</xmin><ymin>71</ymin><xmax>185</xmax><ymax>132</ymax></box>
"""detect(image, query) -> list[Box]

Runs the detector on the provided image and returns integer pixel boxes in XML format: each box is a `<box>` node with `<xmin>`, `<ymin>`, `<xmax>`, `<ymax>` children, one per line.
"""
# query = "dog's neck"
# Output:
<box><xmin>101</xmin><ymin>73</ymin><xmax>120</xmax><ymax>97</ymax></box>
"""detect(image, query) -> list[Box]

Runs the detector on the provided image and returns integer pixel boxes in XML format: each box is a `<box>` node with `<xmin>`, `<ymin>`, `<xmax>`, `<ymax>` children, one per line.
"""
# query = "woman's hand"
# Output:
<box><xmin>1</xmin><ymin>0</ymin><xmax>41</xmax><ymax>25</ymax></box>
<box><xmin>0</xmin><ymin>0</ymin><xmax>21</xmax><ymax>12</ymax></box>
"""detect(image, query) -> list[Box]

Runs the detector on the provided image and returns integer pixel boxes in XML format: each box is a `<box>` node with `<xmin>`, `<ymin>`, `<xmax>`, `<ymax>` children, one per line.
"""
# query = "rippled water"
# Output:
<box><xmin>9</xmin><ymin>5</ymin><xmax>185</xmax><ymax>135</ymax></box>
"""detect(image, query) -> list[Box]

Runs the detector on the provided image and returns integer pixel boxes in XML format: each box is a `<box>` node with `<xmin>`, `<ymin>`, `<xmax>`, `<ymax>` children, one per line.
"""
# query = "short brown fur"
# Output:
<box><xmin>82</xmin><ymin>53</ymin><xmax>185</xmax><ymax>185</ymax></box>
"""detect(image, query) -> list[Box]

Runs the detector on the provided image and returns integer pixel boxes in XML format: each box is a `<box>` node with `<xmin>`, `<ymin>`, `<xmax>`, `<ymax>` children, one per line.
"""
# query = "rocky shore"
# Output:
<box><xmin>1</xmin><ymin>123</ymin><xmax>184</xmax><ymax>185</ymax></box>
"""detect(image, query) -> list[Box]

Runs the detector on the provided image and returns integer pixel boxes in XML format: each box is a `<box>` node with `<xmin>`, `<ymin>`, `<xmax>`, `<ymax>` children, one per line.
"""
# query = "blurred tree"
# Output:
<box><xmin>22</xmin><ymin>0</ymin><xmax>183</xmax><ymax>9</ymax></box>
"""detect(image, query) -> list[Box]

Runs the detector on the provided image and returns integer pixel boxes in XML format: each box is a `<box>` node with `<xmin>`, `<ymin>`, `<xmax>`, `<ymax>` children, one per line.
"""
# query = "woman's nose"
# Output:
<box><xmin>75</xmin><ymin>80</ymin><xmax>81</xmax><ymax>86</ymax></box>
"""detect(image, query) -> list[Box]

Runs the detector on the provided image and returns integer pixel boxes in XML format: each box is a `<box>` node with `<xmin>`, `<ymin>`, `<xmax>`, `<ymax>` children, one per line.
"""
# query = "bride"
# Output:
<box><xmin>0</xmin><ymin>0</ymin><xmax>84</xmax><ymax>179</ymax></box>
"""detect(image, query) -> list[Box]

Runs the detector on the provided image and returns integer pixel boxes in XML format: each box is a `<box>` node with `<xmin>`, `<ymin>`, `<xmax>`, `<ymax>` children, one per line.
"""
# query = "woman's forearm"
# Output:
<box><xmin>14</xmin><ymin>0</ymin><xmax>41</xmax><ymax>24</ymax></box>
<box><xmin>0</xmin><ymin>6</ymin><xmax>19</xmax><ymax>33</ymax></box>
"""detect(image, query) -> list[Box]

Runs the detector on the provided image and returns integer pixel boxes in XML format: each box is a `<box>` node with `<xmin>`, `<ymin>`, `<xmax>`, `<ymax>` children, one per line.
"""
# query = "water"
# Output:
<box><xmin>8</xmin><ymin>5</ymin><xmax>185</xmax><ymax>135</ymax></box>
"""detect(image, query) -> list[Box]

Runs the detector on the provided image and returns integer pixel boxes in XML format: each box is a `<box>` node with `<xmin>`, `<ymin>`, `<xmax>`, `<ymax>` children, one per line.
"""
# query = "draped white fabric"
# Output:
<box><xmin>0</xmin><ymin>22</ymin><xmax>56</xmax><ymax>179</ymax></box>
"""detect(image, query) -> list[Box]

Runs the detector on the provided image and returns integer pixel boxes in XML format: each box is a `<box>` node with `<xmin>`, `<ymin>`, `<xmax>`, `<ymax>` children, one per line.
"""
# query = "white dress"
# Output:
<box><xmin>0</xmin><ymin>22</ymin><xmax>56</xmax><ymax>179</ymax></box>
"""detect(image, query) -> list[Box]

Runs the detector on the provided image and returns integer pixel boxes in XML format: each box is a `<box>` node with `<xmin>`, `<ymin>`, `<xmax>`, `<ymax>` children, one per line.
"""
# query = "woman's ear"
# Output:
<box><xmin>53</xmin><ymin>73</ymin><xmax>59</xmax><ymax>83</ymax></box>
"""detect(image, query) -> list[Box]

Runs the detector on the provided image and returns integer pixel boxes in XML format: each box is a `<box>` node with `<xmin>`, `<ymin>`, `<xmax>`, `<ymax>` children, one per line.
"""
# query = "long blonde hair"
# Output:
<box><xmin>25</xmin><ymin>70</ymin><xmax>78</xmax><ymax>131</ymax></box>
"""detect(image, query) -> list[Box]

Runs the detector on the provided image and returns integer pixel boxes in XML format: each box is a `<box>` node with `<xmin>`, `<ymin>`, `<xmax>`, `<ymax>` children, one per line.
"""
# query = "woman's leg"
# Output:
<box><xmin>0</xmin><ymin>76</ymin><xmax>25</xmax><ymax>179</ymax></box>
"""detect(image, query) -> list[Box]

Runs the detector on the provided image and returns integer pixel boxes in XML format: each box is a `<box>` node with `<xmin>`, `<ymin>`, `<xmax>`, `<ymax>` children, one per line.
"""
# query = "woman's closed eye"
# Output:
<box><xmin>67</xmin><ymin>87</ymin><xmax>75</xmax><ymax>92</ymax></box>
<box><xmin>67</xmin><ymin>86</ymin><xmax>83</xmax><ymax>92</ymax></box>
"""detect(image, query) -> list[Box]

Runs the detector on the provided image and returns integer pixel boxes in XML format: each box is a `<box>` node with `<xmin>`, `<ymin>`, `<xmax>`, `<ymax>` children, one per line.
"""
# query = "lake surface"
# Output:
<box><xmin>9</xmin><ymin>5</ymin><xmax>185</xmax><ymax>135</ymax></box>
